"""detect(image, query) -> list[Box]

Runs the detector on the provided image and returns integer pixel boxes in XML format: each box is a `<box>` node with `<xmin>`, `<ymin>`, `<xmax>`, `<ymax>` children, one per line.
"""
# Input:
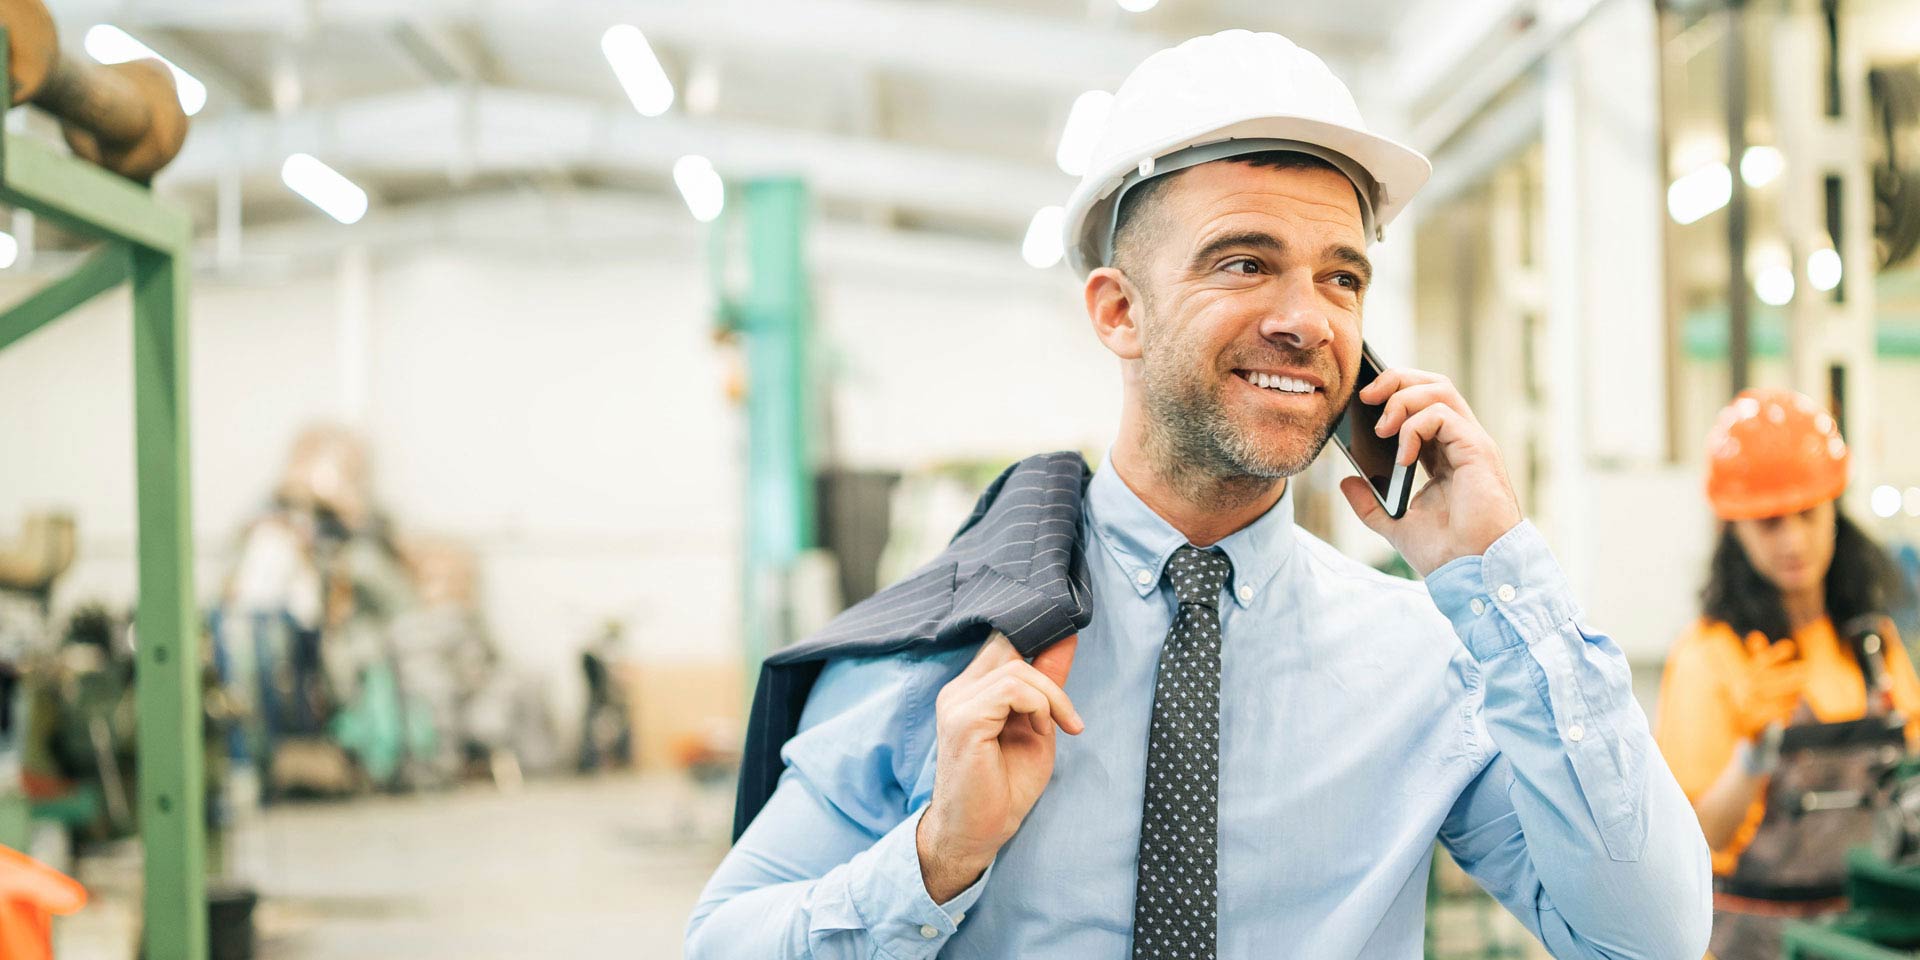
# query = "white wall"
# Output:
<box><xmin>0</xmin><ymin>219</ymin><xmax>1120</xmax><ymax>721</ymax></box>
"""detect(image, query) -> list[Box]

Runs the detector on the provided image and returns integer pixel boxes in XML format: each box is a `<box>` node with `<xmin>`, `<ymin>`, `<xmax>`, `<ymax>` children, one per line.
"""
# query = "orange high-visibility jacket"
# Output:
<box><xmin>1654</xmin><ymin>617</ymin><xmax>1920</xmax><ymax>875</ymax></box>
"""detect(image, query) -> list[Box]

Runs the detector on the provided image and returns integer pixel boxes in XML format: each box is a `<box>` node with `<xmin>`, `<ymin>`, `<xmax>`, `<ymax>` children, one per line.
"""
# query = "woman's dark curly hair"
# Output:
<box><xmin>1701</xmin><ymin>506</ymin><xmax>1899</xmax><ymax>644</ymax></box>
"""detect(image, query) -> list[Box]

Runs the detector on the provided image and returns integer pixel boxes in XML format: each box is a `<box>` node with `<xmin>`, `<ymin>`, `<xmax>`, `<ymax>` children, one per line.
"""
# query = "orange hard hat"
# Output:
<box><xmin>1704</xmin><ymin>388</ymin><xmax>1849</xmax><ymax>520</ymax></box>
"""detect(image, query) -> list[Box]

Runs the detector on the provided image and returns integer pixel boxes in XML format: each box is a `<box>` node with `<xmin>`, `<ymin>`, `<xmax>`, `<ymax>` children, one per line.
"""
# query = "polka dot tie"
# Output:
<box><xmin>1131</xmin><ymin>545</ymin><xmax>1232</xmax><ymax>960</ymax></box>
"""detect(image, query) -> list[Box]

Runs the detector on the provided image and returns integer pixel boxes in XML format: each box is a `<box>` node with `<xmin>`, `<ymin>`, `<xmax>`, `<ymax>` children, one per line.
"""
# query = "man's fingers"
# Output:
<box><xmin>975</xmin><ymin>676</ymin><xmax>1053</xmax><ymax>731</ymax></box>
<box><xmin>1338</xmin><ymin>475</ymin><xmax>1392</xmax><ymax>536</ymax></box>
<box><xmin>1360</xmin><ymin>367</ymin><xmax>1450</xmax><ymax>405</ymax></box>
<box><xmin>986</xmin><ymin>659</ymin><xmax>1084</xmax><ymax>735</ymax></box>
<box><xmin>1394</xmin><ymin>405</ymin><xmax>1459</xmax><ymax>467</ymax></box>
<box><xmin>1031</xmin><ymin>634</ymin><xmax>1078</xmax><ymax>688</ymax></box>
<box><xmin>1374</xmin><ymin>382</ymin><xmax>1473</xmax><ymax>438</ymax></box>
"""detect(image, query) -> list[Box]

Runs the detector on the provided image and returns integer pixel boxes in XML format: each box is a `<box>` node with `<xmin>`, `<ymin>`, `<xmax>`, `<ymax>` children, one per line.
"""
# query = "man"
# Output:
<box><xmin>686</xmin><ymin>29</ymin><xmax>1711</xmax><ymax>959</ymax></box>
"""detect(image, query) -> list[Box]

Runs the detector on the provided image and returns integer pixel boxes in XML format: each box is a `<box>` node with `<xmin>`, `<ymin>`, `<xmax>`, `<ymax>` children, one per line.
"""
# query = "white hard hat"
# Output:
<box><xmin>1062</xmin><ymin>29</ymin><xmax>1432</xmax><ymax>277</ymax></box>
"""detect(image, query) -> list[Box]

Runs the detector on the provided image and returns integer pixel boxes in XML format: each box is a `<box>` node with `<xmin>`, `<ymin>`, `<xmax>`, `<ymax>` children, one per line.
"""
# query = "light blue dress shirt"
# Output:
<box><xmin>686</xmin><ymin>459</ymin><xmax>1711</xmax><ymax>958</ymax></box>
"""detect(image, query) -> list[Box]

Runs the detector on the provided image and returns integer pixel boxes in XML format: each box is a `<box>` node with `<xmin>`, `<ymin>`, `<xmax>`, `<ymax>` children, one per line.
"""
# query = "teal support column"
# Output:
<box><xmin>131</xmin><ymin>245</ymin><xmax>206</xmax><ymax>960</ymax></box>
<box><xmin>720</xmin><ymin>178</ymin><xmax>816</xmax><ymax>704</ymax></box>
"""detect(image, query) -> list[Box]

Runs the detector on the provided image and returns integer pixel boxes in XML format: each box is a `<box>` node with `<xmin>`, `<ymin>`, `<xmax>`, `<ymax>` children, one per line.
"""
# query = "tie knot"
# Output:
<box><xmin>1166</xmin><ymin>546</ymin><xmax>1233</xmax><ymax>606</ymax></box>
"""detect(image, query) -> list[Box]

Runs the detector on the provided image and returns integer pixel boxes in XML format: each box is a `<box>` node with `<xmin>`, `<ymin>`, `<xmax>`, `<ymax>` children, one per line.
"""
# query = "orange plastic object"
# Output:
<box><xmin>1704</xmin><ymin>388</ymin><xmax>1850</xmax><ymax>520</ymax></box>
<box><xmin>0</xmin><ymin>845</ymin><xmax>87</xmax><ymax>960</ymax></box>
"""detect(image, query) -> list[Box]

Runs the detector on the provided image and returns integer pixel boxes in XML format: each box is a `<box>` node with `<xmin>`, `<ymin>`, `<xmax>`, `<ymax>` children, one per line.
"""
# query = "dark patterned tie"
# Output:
<box><xmin>1131</xmin><ymin>545</ymin><xmax>1232</xmax><ymax>960</ymax></box>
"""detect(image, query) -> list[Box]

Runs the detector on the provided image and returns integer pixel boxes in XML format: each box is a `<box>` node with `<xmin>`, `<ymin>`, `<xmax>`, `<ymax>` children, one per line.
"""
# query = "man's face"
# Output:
<box><xmin>1120</xmin><ymin>160</ymin><xmax>1370</xmax><ymax>481</ymax></box>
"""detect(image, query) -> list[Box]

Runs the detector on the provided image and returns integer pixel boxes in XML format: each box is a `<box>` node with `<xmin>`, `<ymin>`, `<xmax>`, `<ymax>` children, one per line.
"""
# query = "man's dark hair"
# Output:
<box><xmin>1109</xmin><ymin>150</ymin><xmax>1352</xmax><ymax>276</ymax></box>
<box><xmin>1700</xmin><ymin>507</ymin><xmax>1902</xmax><ymax>644</ymax></box>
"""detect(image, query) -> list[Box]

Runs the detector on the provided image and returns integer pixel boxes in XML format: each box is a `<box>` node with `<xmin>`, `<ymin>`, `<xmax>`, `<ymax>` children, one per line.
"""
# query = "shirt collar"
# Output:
<box><xmin>1086</xmin><ymin>452</ymin><xmax>1298</xmax><ymax>607</ymax></box>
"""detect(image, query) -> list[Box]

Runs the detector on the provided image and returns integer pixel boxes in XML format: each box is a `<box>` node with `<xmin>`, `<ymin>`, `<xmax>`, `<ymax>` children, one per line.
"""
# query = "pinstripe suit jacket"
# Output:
<box><xmin>732</xmin><ymin>451</ymin><xmax>1096</xmax><ymax>840</ymax></box>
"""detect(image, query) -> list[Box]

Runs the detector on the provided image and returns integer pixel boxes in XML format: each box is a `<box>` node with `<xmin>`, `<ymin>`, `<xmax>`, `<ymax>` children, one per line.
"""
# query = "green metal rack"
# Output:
<box><xmin>1783</xmin><ymin>848</ymin><xmax>1920</xmax><ymax>960</ymax></box>
<box><xmin>0</xmin><ymin>28</ymin><xmax>205</xmax><ymax>960</ymax></box>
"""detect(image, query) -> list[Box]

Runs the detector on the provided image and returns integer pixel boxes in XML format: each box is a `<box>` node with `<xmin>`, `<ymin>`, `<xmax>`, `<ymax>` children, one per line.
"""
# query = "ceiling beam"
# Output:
<box><xmin>201</xmin><ymin>186</ymin><xmax>1067</xmax><ymax>291</ymax></box>
<box><xmin>159</xmin><ymin>86</ymin><xmax>1073</xmax><ymax>228</ymax></box>
<box><xmin>52</xmin><ymin>0</ymin><xmax>1175</xmax><ymax>95</ymax></box>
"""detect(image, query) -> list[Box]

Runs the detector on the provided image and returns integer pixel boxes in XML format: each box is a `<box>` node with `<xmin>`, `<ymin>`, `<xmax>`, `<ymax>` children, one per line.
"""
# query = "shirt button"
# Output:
<box><xmin>1469</xmin><ymin>598</ymin><xmax>1486</xmax><ymax>616</ymax></box>
<box><xmin>1496</xmin><ymin>584</ymin><xmax>1517</xmax><ymax>603</ymax></box>
<box><xmin>1135</xmin><ymin>569</ymin><xmax>1153</xmax><ymax>586</ymax></box>
<box><xmin>920</xmin><ymin>924</ymin><xmax>939</xmax><ymax>939</ymax></box>
<box><xmin>953</xmin><ymin>913</ymin><xmax>966</xmax><ymax>925</ymax></box>
<box><xmin>1567</xmin><ymin>724</ymin><xmax>1585</xmax><ymax>742</ymax></box>
<box><xmin>1237</xmin><ymin>584</ymin><xmax>1254</xmax><ymax>603</ymax></box>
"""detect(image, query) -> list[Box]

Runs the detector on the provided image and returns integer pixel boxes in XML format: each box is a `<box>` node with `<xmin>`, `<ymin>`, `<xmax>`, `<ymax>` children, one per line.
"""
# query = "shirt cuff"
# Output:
<box><xmin>848</xmin><ymin>804</ymin><xmax>992</xmax><ymax>956</ymax></box>
<box><xmin>1425</xmin><ymin>520</ymin><xmax>1581</xmax><ymax>660</ymax></box>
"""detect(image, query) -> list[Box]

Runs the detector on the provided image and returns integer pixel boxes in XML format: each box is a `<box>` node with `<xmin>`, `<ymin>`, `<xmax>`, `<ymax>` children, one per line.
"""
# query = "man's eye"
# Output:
<box><xmin>1222</xmin><ymin>258</ymin><xmax>1262</xmax><ymax>275</ymax></box>
<box><xmin>1332</xmin><ymin>272</ymin><xmax>1360</xmax><ymax>289</ymax></box>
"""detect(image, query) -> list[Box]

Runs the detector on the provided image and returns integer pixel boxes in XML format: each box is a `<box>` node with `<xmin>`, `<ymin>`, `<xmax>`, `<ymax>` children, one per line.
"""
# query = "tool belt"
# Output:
<box><xmin>1721</xmin><ymin>617</ymin><xmax>1908</xmax><ymax>903</ymax></box>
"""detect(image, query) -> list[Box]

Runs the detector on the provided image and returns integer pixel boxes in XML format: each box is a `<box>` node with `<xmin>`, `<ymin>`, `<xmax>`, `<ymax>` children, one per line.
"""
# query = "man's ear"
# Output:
<box><xmin>1085</xmin><ymin>267</ymin><xmax>1146</xmax><ymax>361</ymax></box>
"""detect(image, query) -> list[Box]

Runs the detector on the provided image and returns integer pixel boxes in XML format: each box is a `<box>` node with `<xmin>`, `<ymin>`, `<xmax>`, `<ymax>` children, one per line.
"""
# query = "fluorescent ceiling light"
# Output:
<box><xmin>1667</xmin><ymin>163</ymin><xmax>1731</xmax><ymax>225</ymax></box>
<box><xmin>281</xmin><ymin>154</ymin><xmax>368</xmax><ymax>224</ymax></box>
<box><xmin>1022</xmin><ymin>206</ymin><xmax>1066</xmax><ymax>269</ymax></box>
<box><xmin>1807</xmin><ymin>247</ymin><xmax>1842</xmax><ymax>292</ymax></box>
<box><xmin>1055</xmin><ymin>90</ymin><xmax>1114</xmax><ymax>177</ymax></box>
<box><xmin>1740</xmin><ymin>146</ymin><xmax>1784</xmax><ymax>188</ymax></box>
<box><xmin>0</xmin><ymin>232</ymin><xmax>17</xmax><ymax>269</ymax></box>
<box><xmin>602</xmin><ymin>24</ymin><xmax>674</xmax><ymax>117</ymax></box>
<box><xmin>84</xmin><ymin>25</ymin><xmax>207</xmax><ymax>116</ymax></box>
<box><xmin>673</xmin><ymin>155</ymin><xmax>724</xmax><ymax>222</ymax></box>
<box><xmin>1117</xmin><ymin>0</ymin><xmax>1159</xmax><ymax>11</ymax></box>
<box><xmin>1874</xmin><ymin>485</ymin><xmax>1902</xmax><ymax>518</ymax></box>
<box><xmin>1754</xmin><ymin>264</ymin><xmax>1795</xmax><ymax>306</ymax></box>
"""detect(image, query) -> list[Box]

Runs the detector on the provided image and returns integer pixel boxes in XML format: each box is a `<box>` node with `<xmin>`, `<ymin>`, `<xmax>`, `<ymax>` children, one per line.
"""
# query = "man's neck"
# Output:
<box><xmin>1109</xmin><ymin>438</ymin><xmax>1286</xmax><ymax>549</ymax></box>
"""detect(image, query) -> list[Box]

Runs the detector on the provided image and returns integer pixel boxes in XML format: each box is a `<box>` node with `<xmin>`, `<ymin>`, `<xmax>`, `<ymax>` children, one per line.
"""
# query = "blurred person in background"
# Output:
<box><xmin>690</xmin><ymin>29</ymin><xmax>1710</xmax><ymax>959</ymax></box>
<box><xmin>1656</xmin><ymin>388</ymin><xmax>1920</xmax><ymax>960</ymax></box>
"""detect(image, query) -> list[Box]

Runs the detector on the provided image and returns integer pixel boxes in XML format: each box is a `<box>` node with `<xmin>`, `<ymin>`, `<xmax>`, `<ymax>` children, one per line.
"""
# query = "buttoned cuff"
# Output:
<box><xmin>1425</xmin><ymin>520</ymin><xmax>1581</xmax><ymax>660</ymax></box>
<box><xmin>846</xmin><ymin>804</ymin><xmax>991</xmax><ymax>957</ymax></box>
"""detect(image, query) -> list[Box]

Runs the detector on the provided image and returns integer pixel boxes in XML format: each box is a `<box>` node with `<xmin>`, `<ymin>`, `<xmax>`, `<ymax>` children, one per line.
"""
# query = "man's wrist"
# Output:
<box><xmin>916</xmin><ymin>807</ymin><xmax>993</xmax><ymax>905</ymax></box>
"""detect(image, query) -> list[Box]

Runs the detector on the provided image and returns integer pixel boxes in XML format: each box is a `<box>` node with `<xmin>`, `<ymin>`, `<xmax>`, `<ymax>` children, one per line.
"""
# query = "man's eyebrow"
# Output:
<box><xmin>1328</xmin><ymin>244</ymin><xmax>1373</xmax><ymax>286</ymax></box>
<box><xmin>1186</xmin><ymin>231</ymin><xmax>1286</xmax><ymax>271</ymax></box>
<box><xmin>1186</xmin><ymin>232</ymin><xmax>1374</xmax><ymax>287</ymax></box>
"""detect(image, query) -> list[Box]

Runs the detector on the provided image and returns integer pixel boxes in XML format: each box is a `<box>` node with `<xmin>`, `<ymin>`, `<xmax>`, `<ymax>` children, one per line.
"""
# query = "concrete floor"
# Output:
<box><xmin>56</xmin><ymin>773</ymin><xmax>733</xmax><ymax>960</ymax></box>
<box><xmin>49</xmin><ymin>772</ymin><xmax>1546</xmax><ymax>959</ymax></box>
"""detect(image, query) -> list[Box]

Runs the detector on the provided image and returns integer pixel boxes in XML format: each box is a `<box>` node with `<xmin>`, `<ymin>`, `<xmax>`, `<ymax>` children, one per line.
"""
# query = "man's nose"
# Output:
<box><xmin>1257</xmin><ymin>273</ymin><xmax>1335</xmax><ymax>351</ymax></box>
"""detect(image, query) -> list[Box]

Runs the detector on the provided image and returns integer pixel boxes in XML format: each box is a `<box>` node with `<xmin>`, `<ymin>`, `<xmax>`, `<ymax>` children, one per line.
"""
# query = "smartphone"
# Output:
<box><xmin>1330</xmin><ymin>342</ymin><xmax>1415</xmax><ymax>519</ymax></box>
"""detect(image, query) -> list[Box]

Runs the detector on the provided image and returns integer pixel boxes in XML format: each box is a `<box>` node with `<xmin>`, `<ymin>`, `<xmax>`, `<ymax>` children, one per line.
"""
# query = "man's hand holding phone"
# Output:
<box><xmin>1336</xmin><ymin>367</ymin><xmax>1523</xmax><ymax>577</ymax></box>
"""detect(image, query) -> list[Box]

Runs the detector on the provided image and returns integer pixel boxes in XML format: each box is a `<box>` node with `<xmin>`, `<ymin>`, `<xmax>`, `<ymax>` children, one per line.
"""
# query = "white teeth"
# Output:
<box><xmin>1244</xmin><ymin>371</ymin><xmax>1312</xmax><ymax>393</ymax></box>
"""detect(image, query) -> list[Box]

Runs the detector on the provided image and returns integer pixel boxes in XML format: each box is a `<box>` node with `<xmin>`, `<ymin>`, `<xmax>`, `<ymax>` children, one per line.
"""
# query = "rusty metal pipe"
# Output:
<box><xmin>0</xmin><ymin>0</ymin><xmax>189</xmax><ymax>182</ymax></box>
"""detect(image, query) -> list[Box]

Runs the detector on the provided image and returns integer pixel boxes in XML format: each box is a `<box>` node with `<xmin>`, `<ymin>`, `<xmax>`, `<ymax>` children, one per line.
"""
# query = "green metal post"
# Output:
<box><xmin>0</xmin><ymin>25</ymin><xmax>205</xmax><ymax>958</ymax></box>
<box><xmin>130</xmin><ymin>244</ymin><xmax>206</xmax><ymax>960</ymax></box>
<box><xmin>0</xmin><ymin>244</ymin><xmax>130</xmax><ymax>351</ymax></box>
<box><xmin>732</xmin><ymin>179</ymin><xmax>815</xmax><ymax>701</ymax></box>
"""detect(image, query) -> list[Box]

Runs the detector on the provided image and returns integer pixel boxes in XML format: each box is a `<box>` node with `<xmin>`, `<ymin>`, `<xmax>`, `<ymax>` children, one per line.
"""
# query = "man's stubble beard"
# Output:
<box><xmin>1136</xmin><ymin>301</ymin><xmax>1346</xmax><ymax>506</ymax></box>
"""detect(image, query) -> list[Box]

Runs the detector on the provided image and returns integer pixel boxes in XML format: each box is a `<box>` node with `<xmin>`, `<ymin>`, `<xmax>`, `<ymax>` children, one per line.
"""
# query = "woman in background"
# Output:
<box><xmin>1656</xmin><ymin>388</ymin><xmax>1920</xmax><ymax>959</ymax></box>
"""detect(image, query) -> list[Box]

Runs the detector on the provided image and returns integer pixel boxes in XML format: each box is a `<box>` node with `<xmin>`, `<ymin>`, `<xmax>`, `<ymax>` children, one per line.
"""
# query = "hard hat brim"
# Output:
<box><xmin>1063</xmin><ymin>115</ymin><xmax>1432</xmax><ymax>277</ymax></box>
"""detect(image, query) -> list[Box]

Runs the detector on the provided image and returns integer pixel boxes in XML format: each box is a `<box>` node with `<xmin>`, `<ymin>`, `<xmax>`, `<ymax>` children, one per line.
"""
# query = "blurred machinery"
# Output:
<box><xmin>215</xmin><ymin>425</ymin><xmax>561</xmax><ymax>802</ymax></box>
